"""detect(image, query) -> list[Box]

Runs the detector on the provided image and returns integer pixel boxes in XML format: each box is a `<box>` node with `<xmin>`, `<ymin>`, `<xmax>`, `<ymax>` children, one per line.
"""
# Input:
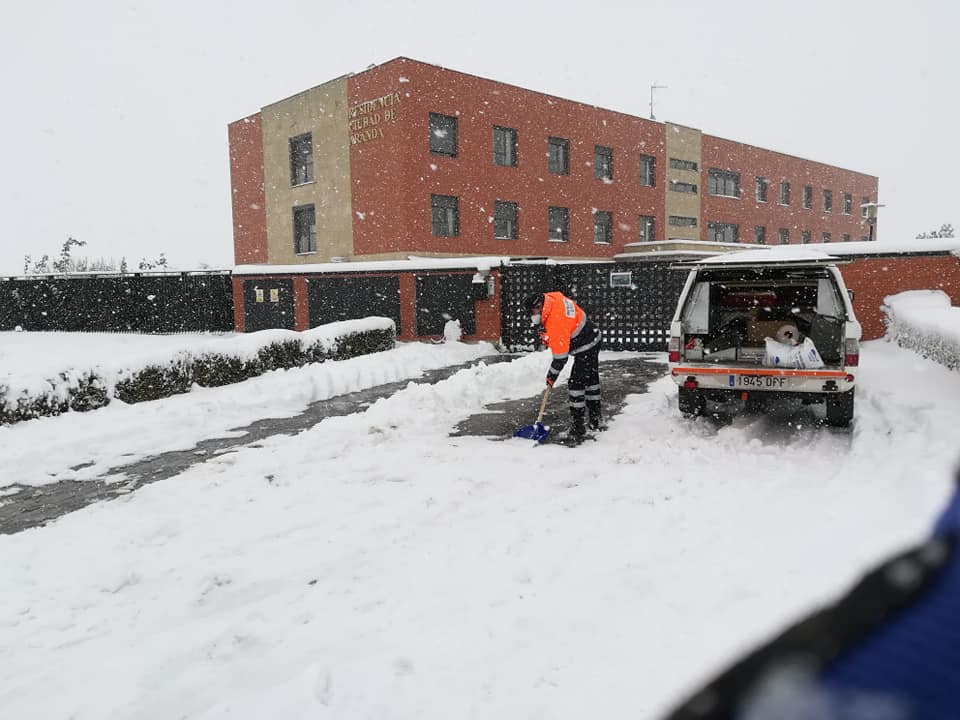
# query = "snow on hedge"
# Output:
<box><xmin>0</xmin><ymin>318</ymin><xmax>396</xmax><ymax>423</ymax></box>
<box><xmin>883</xmin><ymin>290</ymin><xmax>960</xmax><ymax>370</ymax></box>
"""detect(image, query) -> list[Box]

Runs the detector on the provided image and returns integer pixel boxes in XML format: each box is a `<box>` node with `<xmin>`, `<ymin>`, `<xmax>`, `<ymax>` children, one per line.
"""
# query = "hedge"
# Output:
<box><xmin>883</xmin><ymin>292</ymin><xmax>960</xmax><ymax>372</ymax></box>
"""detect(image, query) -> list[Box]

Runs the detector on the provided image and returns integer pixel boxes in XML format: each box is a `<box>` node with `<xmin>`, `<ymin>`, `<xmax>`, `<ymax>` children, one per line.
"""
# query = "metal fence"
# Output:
<box><xmin>0</xmin><ymin>272</ymin><xmax>234</xmax><ymax>333</ymax></box>
<box><xmin>500</xmin><ymin>261</ymin><xmax>686</xmax><ymax>351</ymax></box>
<box><xmin>0</xmin><ymin>263</ymin><xmax>685</xmax><ymax>343</ymax></box>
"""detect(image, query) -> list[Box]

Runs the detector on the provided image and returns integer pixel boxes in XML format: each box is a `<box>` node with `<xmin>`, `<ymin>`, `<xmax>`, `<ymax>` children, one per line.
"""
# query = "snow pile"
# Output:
<box><xmin>442</xmin><ymin>319</ymin><xmax>463</xmax><ymax>342</ymax></box>
<box><xmin>883</xmin><ymin>290</ymin><xmax>960</xmax><ymax>371</ymax></box>
<box><xmin>0</xmin><ymin>318</ymin><xmax>396</xmax><ymax>424</ymax></box>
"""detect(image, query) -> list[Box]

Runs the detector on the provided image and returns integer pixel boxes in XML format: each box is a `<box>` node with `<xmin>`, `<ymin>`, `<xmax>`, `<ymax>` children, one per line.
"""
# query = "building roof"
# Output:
<box><xmin>234</xmin><ymin>256</ymin><xmax>513</xmax><ymax>276</ymax></box>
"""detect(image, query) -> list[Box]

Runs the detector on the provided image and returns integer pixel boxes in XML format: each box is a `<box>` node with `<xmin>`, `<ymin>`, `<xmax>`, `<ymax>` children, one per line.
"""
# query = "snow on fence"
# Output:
<box><xmin>0</xmin><ymin>318</ymin><xmax>395</xmax><ymax>426</ymax></box>
<box><xmin>882</xmin><ymin>290</ymin><xmax>960</xmax><ymax>371</ymax></box>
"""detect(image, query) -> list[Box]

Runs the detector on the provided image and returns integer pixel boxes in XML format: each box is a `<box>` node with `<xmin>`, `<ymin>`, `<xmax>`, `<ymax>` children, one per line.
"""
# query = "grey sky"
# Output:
<box><xmin>1</xmin><ymin>0</ymin><xmax>956</xmax><ymax>274</ymax></box>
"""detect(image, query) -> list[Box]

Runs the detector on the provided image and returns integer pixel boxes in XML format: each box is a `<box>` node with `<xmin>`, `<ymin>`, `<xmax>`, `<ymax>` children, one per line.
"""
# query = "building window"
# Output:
<box><xmin>861</xmin><ymin>196</ymin><xmax>871</xmax><ymax>218</ymax></box>
<box><xmin>707</xmin><ymin>221</ymin><xmax>739</xmax><ymax>243</ymax></box>
<box><xmin>548</xmin><ymin>136</ymin><xmax>569</xmax><ymax>174</ymax></box>
<box><xmin>548</xmin><ymin>206</ymin><xmax>569</xmax><ymax>242</ymax></box>
<box><xmin>289</xmin><ymin>133</ymin><xmax>313</xmax><ymax>186</ymax></box>
<box><xmin>669</xmin><ymin>216</ymin><xmax>698</xmax><ymax>227</ymax></box>
<box><xmin>801</xmin><ymin>230</ymin><xmax>811</xmax><ymax>244</ymax></box>
<box><xmin>708</xmin><ymin>169</ymin><xmax>740</xmax><ymax>198</ymax></box>
<box><xmin>638</xmin><ymin>215</ymin><xmax>655</xmax><ymax>242</ymax></box>
<box><xmin>843</xmin><ymin>193</ymin><xmax>852</xmax><ymax>215</ymax></box>
<box><xmin>780</xmin><ymin>180</ymin><xmax>791</xmax><ymax>206</ymax></box>
<box><xmin>594</xmin><ymin>210</ymin><xmax>613</xmax><ymax>244</ymax></box>
<box><xmin>293</xmin><ymin>204</ymin><xmax>316</xmax><ymax>254</ymax></box>
<box><xmin>429</xmin><ymin>113</ymin><xmax>457</xmax><ymax>157</ymax></box>
<box><xmin>823</xmin><ymin>232</ymin><xmax>832</xmax><ymax>243</ymax></box>
<box><xmin>755</xmin><ymin>226</ymin><xmax>766</xmax><ymax>244</ymax></box>
<box><xmin>493</xmin><ymin>200</ymin><xmax>518</xmax><ymax>239</ymax></box>
<box><xmin>843</xmin><ymin>233</ymin><xmax>851</xmax><ymax>242</ymax></box>
<box><xmin>431</xmin><ymin>194</ymin><xmax>459</xmax><ymax>236</ymax></box>
<box><xmin>823</xmin><ymin>189</ymin><xmax>833</xmax><ymax>212</ymax></box>
<box><xmin>639</xmin><ymin>154</ymin><xmax>656</xmax><ymax>187</ymax></box>
<box><xmin>669</xmin><ymin>158</ymin><xmax>698</xmax><ymax>171</ymax></box>
<box><xmin>493</xmin><ymin>126</ymin><xmax>518</xmax><ymax>167</ymax></box>
<box><xmin>594</xmin><ymin>145</ymin><xmax>613</xmax><ymax>181</ymax></box>
<box><xmin>779</xmin><ymin>228</ymin><xmax>790</xmax><ymax>245</ymax></box>
<box><xmin>755</xmin><ymin>177</ymin><xmax>768</xmax><ymax>203</ymax></box>
<box><xmin>670</xmin><ymin>181</ymin><xmax>698</xmax><ymax>194</ymax></box>
<box><xmin>803</xmin><ymin>185</ymin><xmax>813</xmax><ymax>209</ymax></box>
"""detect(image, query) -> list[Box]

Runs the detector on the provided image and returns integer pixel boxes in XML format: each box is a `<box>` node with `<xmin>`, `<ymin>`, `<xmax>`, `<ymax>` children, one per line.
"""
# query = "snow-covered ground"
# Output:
<box><xmin>0</xmin><ymin>338</ymin><xmax>493</xmax><ymax>486</ymax></box>
<box><xmin>1</xmin><ymin>329</ymin><xmax>959</xmax><ymax>718</ymax></box>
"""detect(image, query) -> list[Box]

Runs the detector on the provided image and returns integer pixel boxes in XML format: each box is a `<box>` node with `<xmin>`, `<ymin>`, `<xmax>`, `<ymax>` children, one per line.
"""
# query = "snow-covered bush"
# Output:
<box><xmin>883</xmin><ymin>290</ymin><xmax>960</xmax><ymax>371</ymax></box>
<box><xmin>111</xmin><ymin>326</ymin><xmax>396</xmax><ymax>404</ymax></box>
<box><xmin>0</xmin><ymin>371</ymin><xmax>110</xmax><ymax>424</ymax></box>
<box><xmin>0</xmin><ymin>320</ymin><xmax>396</xmax><ymax>424</ymax></box>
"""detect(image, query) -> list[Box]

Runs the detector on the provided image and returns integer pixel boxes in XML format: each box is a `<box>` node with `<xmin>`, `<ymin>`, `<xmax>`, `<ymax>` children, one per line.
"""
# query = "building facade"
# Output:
<box><xmin>228</xmin><ymin>57</ymin><xmax>880</xmax><ymax>266</ymax></box>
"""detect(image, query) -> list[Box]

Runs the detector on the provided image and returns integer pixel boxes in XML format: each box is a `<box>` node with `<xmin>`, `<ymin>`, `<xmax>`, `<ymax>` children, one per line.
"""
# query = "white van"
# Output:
<box><xmin>667</xmin><ymin>248</ymin><xmax>861</xmax><ymax>426</ymax></box>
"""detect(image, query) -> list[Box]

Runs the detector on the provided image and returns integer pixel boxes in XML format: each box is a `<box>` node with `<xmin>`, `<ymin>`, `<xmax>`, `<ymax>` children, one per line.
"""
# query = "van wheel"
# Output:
<box><xmin>825</xmin><ymin>390</ymin><xmax>855</xmax><ymax>427</ymax></box>
<box><xmin>678</xmin><ymin>388</ymin><xmax>705</xmax><ymax>417</ymax></box>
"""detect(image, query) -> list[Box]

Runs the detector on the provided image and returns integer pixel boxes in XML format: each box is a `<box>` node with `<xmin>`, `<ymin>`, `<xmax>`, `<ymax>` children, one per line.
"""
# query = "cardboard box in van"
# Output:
<box><xmin>746</xmin><ymin>320</ymin><xmax>785</xmax><ymax>345</ymax></box>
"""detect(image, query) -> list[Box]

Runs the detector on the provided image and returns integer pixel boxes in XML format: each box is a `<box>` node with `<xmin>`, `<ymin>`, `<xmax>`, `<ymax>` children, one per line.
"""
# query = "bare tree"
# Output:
<box><xmin>916</xmin><ymin>223</ymin><xmax>955</xmax><ymax>239</ymax></box>
<box><xmin>52</xmin><ymin>237</ymin><xmax>87</xmax><ymax>273</ymax></box>
<box><xmin>138</xmin><ymin>253</ymin><xmax>169</xmax><ymax>270</ymax></box>
<box><xmin>23</xmin><ymin>239</ymin><xmax>166</xmax><ymax>275</ymax></box>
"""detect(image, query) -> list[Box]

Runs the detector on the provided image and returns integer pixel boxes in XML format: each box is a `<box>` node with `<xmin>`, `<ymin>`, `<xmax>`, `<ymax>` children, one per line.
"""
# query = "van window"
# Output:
<box><xmin>816</xmin><ymin>278</ymin><xmax>844</xmax><ymax>317</ymax></box>
<box><xmin>682</xmin><ymin>281</ymin><xmax>710</xmax><ymax>333</ymax></box>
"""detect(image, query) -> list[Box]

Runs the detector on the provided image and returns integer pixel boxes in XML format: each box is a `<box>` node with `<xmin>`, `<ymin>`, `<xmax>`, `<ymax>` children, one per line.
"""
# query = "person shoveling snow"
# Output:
<box><xmin>524</xmin><ymin>291</ymin><xmax>603</xmax><ymax>441</ymax></box>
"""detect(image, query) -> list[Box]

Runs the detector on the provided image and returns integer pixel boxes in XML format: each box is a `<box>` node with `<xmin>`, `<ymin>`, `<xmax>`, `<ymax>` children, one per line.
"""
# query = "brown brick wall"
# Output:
<box><xmin>842</xmin><ymin>255</ymin><xmax>960</xmax><ymax>340</ymax></box>
<box><xmin>701</xmin><ymin>135</ymin><xmax>878</xmax><ymax>245</ymax></box>
<box><xmin>228</xmin><ymin>114</ymin><xmax>268</xmax><ymax>264</ymax></box>
<box><xmin>231</xmin><ymin>276</ymin><xmax>246</xmax><ymax>332</ymax></box>
<box><xmin>348</xmin><ymin>58</ymin><xmax>666</xmax><ymax>259</ymax></box>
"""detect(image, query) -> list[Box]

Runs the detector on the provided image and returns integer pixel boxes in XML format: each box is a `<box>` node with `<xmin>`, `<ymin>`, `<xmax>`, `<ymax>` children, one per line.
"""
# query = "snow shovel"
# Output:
<box><xmin>514</xmin><ymin>387</ymin><xmax>551</xmax><ymax>443</ymax></box>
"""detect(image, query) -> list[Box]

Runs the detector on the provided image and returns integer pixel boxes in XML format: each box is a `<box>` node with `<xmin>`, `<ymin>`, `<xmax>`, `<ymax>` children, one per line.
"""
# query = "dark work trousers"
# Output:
<box><xmin>567</xmin><ymin>343</ymin><xmax>602</xmax><ymax>432</ymax></box>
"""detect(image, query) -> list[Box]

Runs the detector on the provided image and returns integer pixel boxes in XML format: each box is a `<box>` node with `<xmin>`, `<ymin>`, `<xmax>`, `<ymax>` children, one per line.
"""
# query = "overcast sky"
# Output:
<box><xmin>1</xmin><ymin>0</ymin><xmax>956</xmax><ymax>274</ymax></box>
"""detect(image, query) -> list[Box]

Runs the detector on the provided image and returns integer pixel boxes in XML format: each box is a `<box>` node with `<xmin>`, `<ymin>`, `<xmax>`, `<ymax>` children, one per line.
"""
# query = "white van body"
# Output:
<box><xmin>667</xmin><ymin>248</ymin><xmax>861</xmax><ymax>426</ymax></box>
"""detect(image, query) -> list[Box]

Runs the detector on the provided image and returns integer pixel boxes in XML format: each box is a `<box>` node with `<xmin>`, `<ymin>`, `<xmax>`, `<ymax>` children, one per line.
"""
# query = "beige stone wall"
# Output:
<box><xmin>664</xmin><ymin>123</ymin><xmax>702</xmax><ymax>241</ymax></box>
<box><xmin>261</xmin><ymin>77</ymin><xmax>353</xmax><ymax>264</ymax></box>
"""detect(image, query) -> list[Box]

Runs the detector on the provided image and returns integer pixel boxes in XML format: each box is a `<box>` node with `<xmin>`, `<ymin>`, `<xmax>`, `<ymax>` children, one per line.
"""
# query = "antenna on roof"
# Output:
<box><xmin>650</xmin><ymin>82</ymin><xmax>668</xmax><ymax>120</ymax></box>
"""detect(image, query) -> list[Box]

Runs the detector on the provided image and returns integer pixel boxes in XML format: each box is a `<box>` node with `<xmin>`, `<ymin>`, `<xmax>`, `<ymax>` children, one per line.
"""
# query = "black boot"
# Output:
<box><xmin>587</xmin><ymin>400</ymin><xmax>605</xmax><ymax>431</ymax></box>
<box><xmin>569</xmin><ymin>406</ymin><xmax>587</xmax><ymax>438</ymax></box>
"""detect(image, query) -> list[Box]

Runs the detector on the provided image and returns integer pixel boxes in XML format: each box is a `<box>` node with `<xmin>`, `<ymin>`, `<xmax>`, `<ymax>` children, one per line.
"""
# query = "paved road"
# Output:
<box><xmin>0</xmin><ymin>355</ymin><xmax>666</xmax><ymax>535</ymax></box>
<box><xmin>451</xmin><ymin>355</ymin><xmax>664</xmax><ymax>442</ymax></box>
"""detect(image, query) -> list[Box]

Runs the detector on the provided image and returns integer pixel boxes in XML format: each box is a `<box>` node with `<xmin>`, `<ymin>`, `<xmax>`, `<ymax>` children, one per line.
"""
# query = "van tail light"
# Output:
<box><xmin>669</xmin><ymin>336</ymin><xmax>681</xmax><ymax>363</ymax></box>
<box><xmin>844</xmin><ymin>338</ymin><xmax>859</xmax><ymax>367</ymax></box>
<box><xmin>683</xmin><ymin>377</ymin><xmax>699</xmax><ymax>389</ymax></box>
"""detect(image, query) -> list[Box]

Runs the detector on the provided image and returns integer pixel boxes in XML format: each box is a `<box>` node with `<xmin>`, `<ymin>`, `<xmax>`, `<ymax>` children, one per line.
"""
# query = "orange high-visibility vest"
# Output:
<box><xmin>540</xmin><ymin>291</ymin><xmax>587</xmax><ymax>358</ymax></box>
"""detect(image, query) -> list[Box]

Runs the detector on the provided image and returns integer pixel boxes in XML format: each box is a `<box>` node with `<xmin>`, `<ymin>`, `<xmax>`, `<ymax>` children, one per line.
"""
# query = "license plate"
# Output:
<box><xmin>732</xmin><ymin>374</ymin><xmax>785</xmax><ymax>389</ymax></box>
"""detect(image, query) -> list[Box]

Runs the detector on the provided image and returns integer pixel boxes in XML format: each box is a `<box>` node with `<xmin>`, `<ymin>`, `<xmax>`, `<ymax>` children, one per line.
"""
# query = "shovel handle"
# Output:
<box><xmin>535</xmin><ymin>386</ymin><xmax>551</xmax><ymax>424</ymax></box>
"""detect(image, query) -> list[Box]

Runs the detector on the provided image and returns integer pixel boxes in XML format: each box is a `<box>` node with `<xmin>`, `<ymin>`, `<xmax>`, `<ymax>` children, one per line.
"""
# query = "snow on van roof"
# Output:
<box><xmin>696</xmin><ymin>247</ymin><xmax>838</xmax><ymax>265</ymax></box>
<box><xmin>815</xmin><ymin>238</ymin><xmax>960</xmax><ymax>257</ymax></box>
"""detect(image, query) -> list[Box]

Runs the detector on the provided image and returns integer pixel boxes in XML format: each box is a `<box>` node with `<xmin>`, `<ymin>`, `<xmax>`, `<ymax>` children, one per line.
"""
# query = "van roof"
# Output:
<box><xmin>673</xmin><ymin>247</ymin><xmax>850</xmax><ymax>269</ymax></box>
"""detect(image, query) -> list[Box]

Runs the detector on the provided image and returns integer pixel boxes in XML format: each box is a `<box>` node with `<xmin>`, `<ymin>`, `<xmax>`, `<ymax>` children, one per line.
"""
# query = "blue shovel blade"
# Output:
<box><xmin>515</xmin><ymin>421</ymin><xmax>550</xmax><ymax>443</ymax></box>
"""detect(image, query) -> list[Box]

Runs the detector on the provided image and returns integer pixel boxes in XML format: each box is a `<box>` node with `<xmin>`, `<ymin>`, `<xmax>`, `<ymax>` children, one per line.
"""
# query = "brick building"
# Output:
<box><xmin>228</xmin><ymin>57</ymin><xmax>880</xmax><ymax>266</ymax></box>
